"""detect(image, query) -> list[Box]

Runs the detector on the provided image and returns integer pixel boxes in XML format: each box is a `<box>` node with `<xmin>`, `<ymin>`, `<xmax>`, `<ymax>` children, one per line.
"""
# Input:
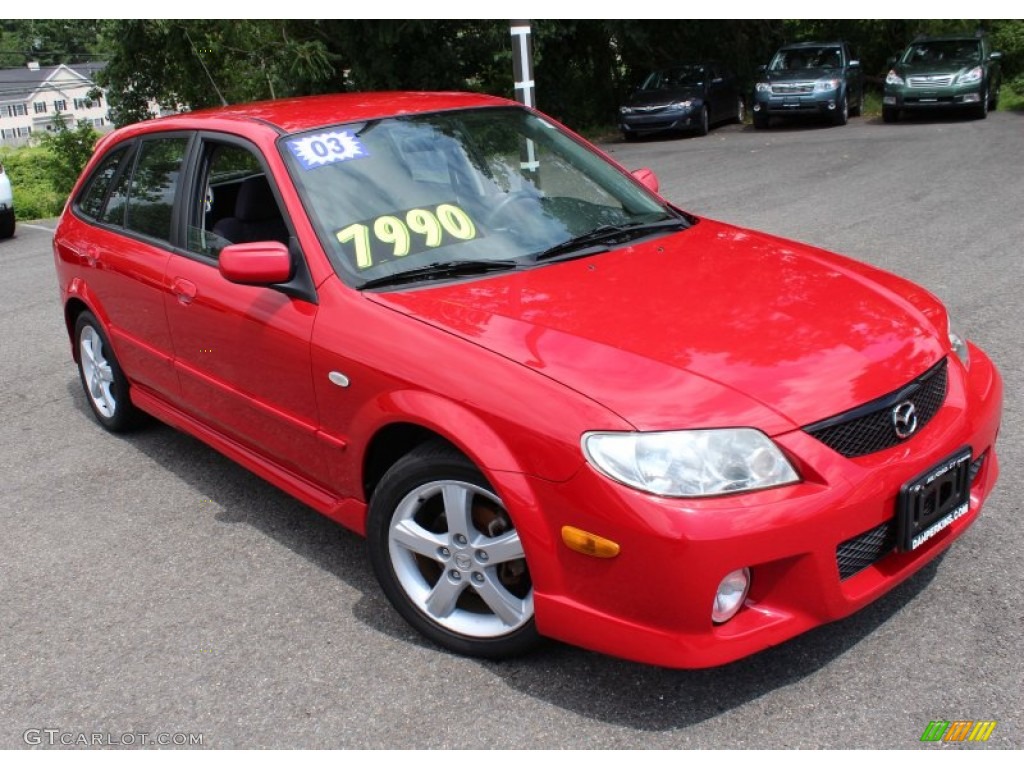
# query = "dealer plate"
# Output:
<box><xmin>897</xmin><ymin>447</ymin><xmax>972</xmax><ymax>551</ymax></box>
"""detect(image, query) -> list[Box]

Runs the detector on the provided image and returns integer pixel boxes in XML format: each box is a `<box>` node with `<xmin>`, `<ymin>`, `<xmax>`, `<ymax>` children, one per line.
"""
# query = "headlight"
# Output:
<box><xmin>669</xmin><ymin>100</ymin><xmax>693</xmax><ymax>110</ymax></box>
<box><xmin>815</xmin><ymin>78</ymin><xmax>841</xmax><ymax>92</ymax></box>
<box><xmin>948</xmin><ymin>317</ymin><xmax>970</xmax><ymax>368</ymax></box>
<box><xmin>886</xmin><ymin>70</ymin><xmax>904</xmax><ymax>86</ymax></box>
<box><xmin>619</xmin><ymin>106</ymin><xmax>633</xmax><ymax>115</ymax></box>
<box><xmin>958</xmin><ymin>66</ymin><xmax>983</xmax><ymax>85</ymax></box>
<box><xmin>755</xmin><ymin>82</ymin><xmax>771</xmax><ymax>93</ymax></box>
<box><xmin>582</xmin><ymin>429</ymin><xmax>800</xmax><ymax>498</ymax></box>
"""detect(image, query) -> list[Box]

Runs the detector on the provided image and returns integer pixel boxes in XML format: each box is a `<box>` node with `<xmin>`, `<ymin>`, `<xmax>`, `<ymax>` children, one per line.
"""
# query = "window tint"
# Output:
<box><xmin>124</xmin><ymin>137</ymin><xmax>189</xmax><ymax>242</ymax></box>
<box><xmin>77</xmin><ymin>146</ymin><xmax>130</xmax><ymax>220</ymax></box>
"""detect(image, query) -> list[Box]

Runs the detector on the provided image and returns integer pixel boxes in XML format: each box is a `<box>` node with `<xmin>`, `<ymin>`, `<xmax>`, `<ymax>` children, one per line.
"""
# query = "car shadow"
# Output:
<box><xmin>65</xmin><ymin>379</ymin><xmax>943</xmax><ymax>729</ymax></box>
<box><xmin>866</xmin><ymin>111</ymin><xmax>989</xmax><ymax>126</ymax></box>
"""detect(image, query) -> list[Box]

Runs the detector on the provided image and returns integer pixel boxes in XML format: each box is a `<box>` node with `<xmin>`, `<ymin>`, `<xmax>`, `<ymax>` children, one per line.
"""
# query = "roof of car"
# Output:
<box><xmin>911</xmin><ymin>33</ymin><xmax>984</xmax><ymax>43</ymax></box>
<box><xmin>138</xmin><ymin>91</ymin><xmax>518</xmax><ymax>135</ymax></box>
<box><xmin>780</xmin><ymin>41</ymin><xmax>845</xmax><ymax>49</ymax></box>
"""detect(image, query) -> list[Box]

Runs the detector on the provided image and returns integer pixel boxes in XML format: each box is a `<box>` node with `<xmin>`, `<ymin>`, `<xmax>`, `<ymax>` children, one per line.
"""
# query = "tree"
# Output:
<box><xmin>40</xmin><ymin>117</ymin><xmax>100</xmax><ymax>201</ymax></box>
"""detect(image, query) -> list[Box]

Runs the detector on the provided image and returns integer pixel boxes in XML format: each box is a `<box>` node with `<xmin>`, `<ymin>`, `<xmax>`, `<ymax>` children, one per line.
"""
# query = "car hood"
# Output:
<box><xmin>366</xmin><ymin>220</ymin><xmax>947</xmax><ymax>434</ymax></box>
<box><xmin>626</xmin><ymin>87</ymin><xmax>703</xmax><ymax>107</ymax></box>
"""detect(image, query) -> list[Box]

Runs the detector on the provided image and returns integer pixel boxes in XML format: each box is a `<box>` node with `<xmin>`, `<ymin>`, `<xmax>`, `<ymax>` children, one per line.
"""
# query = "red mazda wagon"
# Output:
<box><xmin>53</xmin><ymin>93</ymin><xmax>1002</xmax><ymax>668</ymax></box>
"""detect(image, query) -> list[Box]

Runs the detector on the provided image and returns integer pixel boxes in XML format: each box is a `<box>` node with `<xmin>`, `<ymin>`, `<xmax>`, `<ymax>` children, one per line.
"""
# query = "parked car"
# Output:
<box><xmin>883</xmin><ymin>33</ymin><xmax>1002</xmax><ymax>122</ymax></box>
<box><xmin>619</xmin><ymin>62</ymin><xmax>744</xmax><ymax>140</ymax></box>
<box><xmin>53</xmin><ymin>92</ymin><xmax>1002</xmax><ymax>669</ymax></box>
<box><xmin>753</xmin><ymin>41</ymin><xmax>863</xmax><ymax>128</ymax></box>
<box><xmin>0</xmin><ymin>161</ymin><xmax>14</xmax><ymax>239</ymax></box>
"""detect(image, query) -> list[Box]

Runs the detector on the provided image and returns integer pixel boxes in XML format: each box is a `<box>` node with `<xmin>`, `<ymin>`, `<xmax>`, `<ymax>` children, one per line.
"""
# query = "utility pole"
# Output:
<box><xmin>509</xmin><ymin>20</ymin><xmax>538</xmax><ymax>173</ymax></box>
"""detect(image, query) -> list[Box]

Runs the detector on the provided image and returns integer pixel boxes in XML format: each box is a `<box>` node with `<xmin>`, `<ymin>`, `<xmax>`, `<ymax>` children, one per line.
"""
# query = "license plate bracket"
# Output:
<box><xmin>897</xmin><ymin>448</ymin><xmax>972</xmax><ymax>551</ymax></box>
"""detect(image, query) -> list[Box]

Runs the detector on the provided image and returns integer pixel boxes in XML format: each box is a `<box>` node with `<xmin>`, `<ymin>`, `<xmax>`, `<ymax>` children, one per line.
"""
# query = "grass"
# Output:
<box><xmin>997</xmin><ymin>84</ymin><xmax>1024</xmax><ymax>111</ymax></box>
<box><xmin>0</xmin><ymin>144</ymin><xmax>65</xmax><ymax>220</ymax></box>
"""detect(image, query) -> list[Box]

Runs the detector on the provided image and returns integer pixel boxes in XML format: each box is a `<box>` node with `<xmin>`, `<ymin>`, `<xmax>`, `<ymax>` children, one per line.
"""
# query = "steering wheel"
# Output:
<box><xmin>484</xmin><ymin>190</ymin><xmax>539</xmax><ymax>227</ymax></box>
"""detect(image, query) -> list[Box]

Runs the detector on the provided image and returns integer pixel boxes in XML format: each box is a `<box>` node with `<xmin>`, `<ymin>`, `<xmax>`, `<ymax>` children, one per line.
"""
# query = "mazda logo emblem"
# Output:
<box><xmin>892</xmin><ymin>401</ymin><xmax>918</xmax><ymax>439</ymax></box>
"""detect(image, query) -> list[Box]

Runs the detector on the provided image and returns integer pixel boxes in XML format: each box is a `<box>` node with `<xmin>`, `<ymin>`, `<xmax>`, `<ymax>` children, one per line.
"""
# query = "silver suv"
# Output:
<box><xmin>753</xmin><ymin>41</ymin><xmax>864</xmax><ymax>128</ymax></box>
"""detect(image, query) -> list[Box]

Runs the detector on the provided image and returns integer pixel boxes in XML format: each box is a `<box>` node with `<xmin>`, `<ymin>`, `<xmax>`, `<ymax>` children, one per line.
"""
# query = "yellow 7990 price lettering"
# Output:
<box><xmin>337</xmin><ymin>204</ymin><xmax>477</xmax><ymax>269</ymax></box>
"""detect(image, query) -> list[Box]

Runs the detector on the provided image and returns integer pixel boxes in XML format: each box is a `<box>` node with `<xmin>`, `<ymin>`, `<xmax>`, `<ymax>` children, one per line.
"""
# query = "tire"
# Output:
<box><xmin>694</xmin><ymin>105</ymin><xmax>709</xmax><ymax>136</ymax></box>
<box><xmin>0</xmin><ymin>208</ymin><xmax>13</xmax><ymax>239</ymax></box>
<box><xmin>831</xmin><ymin>94</ymin><xmax>849</xmax><ymax>126</ymax></box>
<box><xmin>975</xmin><ymin>89</ymin><xmax>989</xmax><ymax>120</ymax></box>
<box><xmin>752</xmin><ymin>110</ymin><xmax>769</xmax><ymax>130</ymax></box>
<box><xmin>989</xmin><ymin>87</ymin><xmax>999</xmax><ymax>111</ymax></box>
<box><xmin>849</xmin><ymin>90</ymin><xmax>862</xmax><ymax>117</ymax></box>
<box><xmin>622</xmin><ymin>130</ymin><xmax>637</xmax><ymax>142</ymax></box>
<box><xmin>367</xmin><ymin>441</ymin><xmax>540</xmax><ymax>659</ymax></box>
<box><xmin>74</xmin><ymin>311</ymin><xmax>143</xmax><ymax>432</ymax></box>
<box><xmin>882</xmin><ymin>106</ymin><xmax>899</xmax><ymax>123</ymax></box>
<box><xmin>734</xmin><ymin>97</ymin><xmax>745</xmax><ymax>124</ymax></box>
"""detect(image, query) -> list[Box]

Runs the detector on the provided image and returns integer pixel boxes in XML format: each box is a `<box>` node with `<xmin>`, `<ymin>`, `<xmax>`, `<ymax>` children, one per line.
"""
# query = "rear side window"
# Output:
<box><xmin>124</xmin><ymin>137</ymin><xmax>190</xmax><ymax>241</ymax></box>
<box><xmin>77</xmin><ymin>146</ymin><xmax>130</xmax><ymax>220</ymax></box>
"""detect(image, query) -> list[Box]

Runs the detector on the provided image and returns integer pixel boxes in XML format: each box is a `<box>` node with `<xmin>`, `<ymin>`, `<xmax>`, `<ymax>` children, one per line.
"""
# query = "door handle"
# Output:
<box><xmin>171</xmin><ymin>277</ymin><xmax>197</xmax><ymax>305</ymax></box>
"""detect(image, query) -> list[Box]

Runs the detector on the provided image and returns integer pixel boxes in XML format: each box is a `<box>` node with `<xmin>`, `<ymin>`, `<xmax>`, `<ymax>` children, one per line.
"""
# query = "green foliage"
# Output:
<box><xmin>0</xmin><ymin>145</ymin><xmax>65</xmax><ymax>219</ymax></box>
<box><xmin>39</xmin><ymin>118</ymin><xmax>101</xmax><ymax>200</ymax></box>
<box><xmin>0</xmin><ymin>20</ymin><xmax>105</xmax><ymax>67</ymax></box>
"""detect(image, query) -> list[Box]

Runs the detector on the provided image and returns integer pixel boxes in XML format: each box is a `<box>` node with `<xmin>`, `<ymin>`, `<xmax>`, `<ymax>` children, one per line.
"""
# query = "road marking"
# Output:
<box><xmin>20</xmin><ymin>223</ymin><xmax>56</xmax><ymax>233</ymax></box>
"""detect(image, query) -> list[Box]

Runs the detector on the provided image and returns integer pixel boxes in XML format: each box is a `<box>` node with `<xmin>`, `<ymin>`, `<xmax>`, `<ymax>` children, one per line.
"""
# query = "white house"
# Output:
<box><xmin>0</xmin><ymin>62</ymin><xmax>111</xmax><ymax>146</ymax></box>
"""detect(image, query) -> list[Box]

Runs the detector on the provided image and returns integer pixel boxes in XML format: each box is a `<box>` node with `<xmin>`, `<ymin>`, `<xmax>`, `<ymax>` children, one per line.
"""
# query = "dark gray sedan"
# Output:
<box><xmin>619</xmin><ymin>63</ymin><xmax>744</xmax><ymax>140</ymax></box>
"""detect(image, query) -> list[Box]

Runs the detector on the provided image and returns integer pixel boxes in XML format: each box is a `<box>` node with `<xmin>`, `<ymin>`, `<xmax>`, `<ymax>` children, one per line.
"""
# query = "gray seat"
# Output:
<box><xmin>212</xmin><ymin>176</ymin><xmax>288</xmax><ymax>245</ymax></box>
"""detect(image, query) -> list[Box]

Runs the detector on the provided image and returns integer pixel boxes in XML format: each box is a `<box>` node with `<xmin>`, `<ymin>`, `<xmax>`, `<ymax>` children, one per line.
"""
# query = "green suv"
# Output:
<box><xmin>752</xmin><ymin>41</ymin><xmax>863</xmax><ymax>128</ymax></box>
<box><xmin>884</xmin><ymin>33</ymin><xmax>1002</xmax><ymax>122</ymax></box>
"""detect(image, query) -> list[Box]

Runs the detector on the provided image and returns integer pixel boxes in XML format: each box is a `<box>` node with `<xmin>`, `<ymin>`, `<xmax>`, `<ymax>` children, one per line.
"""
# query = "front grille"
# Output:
<box><xmin>837</xmin><ymin>521</ymin><xmax>897</xmax><ymax>580</ymax></box>
<box><xmin>633</xmin><ymin>105</ymin><xmax>668</xmax><ymax>114</ymax></box>
<box><xmin>772</xmin><ymin>83</ymin><xmax>815</xmax><ymax>95</ymax></box>
<box><xmin>908</xmin><ymin>75</ymin><xmax>954</xmax><ymax>88</ymax></box>
<box><xmin>804</xmin><ymin>359</ymin><xmax>948</xmax><ymax>458</ymax></box>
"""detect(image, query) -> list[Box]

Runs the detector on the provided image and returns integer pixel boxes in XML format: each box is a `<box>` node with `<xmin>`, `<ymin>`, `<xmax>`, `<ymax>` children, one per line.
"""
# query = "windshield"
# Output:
<box><xmin>280</xmin><ymin>106</ymin><xmax>673</xmax><ymax>286</ymax></box>
<box><xmin>902</xmin><ymin>40</ymin><xmax>980</xmax><ymax>66</ymax></box>
<box><xmin>640</xmin><ymin>65</ymin><xmax>706</xmax><ymax>90</ymax></box>
<box><xmin>769</xmin><ymin>46</ymin><xmax>843</xmax><ymax>71</ymax></box>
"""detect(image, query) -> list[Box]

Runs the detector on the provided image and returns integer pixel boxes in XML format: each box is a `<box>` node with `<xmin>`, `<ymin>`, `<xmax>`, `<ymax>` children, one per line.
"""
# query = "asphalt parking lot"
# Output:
<box><xmin>2</xmin><ymin>110</ymin><xmax>1021</xmax><ymax>749</ymax></box>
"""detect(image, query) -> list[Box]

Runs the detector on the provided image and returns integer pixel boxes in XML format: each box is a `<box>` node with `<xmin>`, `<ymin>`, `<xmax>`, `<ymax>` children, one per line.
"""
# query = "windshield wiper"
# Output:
<box><xmin>359</xmin><ymin>259</ymin><xmax>521</xmax><ymax>290</ymax></box>
<box><xmin>533</xmin><ymin>218</ymin><xmax>688</xmax><ymax>262</ymax></box>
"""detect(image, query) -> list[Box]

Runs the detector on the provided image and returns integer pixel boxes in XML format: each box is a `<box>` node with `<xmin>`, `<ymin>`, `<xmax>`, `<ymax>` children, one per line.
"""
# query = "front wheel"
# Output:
<box><xmin>752</xmin><ymin>110</ymin><xmax>769</xmax><ymax>130</ymax></box>
<box><xmin>831</xmin><ymin>94</ymin><xmax>849</xmax><ymax>126</ymax></box>
<box><xmin>882</xmin><ymin>105</ymin><xmax>899</xmax><ymax>123</ymax></box>
<box><xmin>367</xmin><ymin>441</ymin><xmax>540</xmax><ymax>659</ymax></box>
<box><xmin>694</xmin><ymin>105</ymin><xmax>709</xmax><ymax>136</ymax></box>
<box><xmin>75</xmin><ymin>311</ymin><xmax>143</xmax><ymax>432</ymax></box>
<box><xmin>974</xmin><ymin>89</ymin><xmax>989</xmax><ymax>120</ymax></box>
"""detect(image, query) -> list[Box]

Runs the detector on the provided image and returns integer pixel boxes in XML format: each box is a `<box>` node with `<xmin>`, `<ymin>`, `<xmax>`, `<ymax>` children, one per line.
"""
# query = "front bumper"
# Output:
<box><xmin>753</xmin><ymin>88</ymin><xmax>841</xmax><ymax>117</ymax></box>
<box><xmin>500</xmin><ymin>347</ymin><xmax>1002</xmax><ymax>668</ymax></box>
<box><xmin>620</xmin><ymin>107</ymin><xmax>701</xmax><ymax>136</ymax></box>
<box><xmin>884</xmin><ymin>81</ymin><xmax>984</xmax><ymax>110</ymax></box>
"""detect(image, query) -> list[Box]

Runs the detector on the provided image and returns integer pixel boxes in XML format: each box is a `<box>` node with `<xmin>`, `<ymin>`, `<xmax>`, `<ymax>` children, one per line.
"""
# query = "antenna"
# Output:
<box><xmin>184</xmin><ymin>28</ymin><xmax>228</xmax><ymax>107</ymax></box>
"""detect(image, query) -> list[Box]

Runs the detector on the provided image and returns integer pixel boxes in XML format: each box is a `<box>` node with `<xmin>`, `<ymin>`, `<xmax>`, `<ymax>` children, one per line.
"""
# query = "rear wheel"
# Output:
<box><xmin>75</xmin><ymin>311</ymin><xmax>143</xmax><ymax>432</ymax></box>
<box><xmin>367</xmin><ymin>441</ymin><xmax>540</xmax><ymax>659</ymax></box>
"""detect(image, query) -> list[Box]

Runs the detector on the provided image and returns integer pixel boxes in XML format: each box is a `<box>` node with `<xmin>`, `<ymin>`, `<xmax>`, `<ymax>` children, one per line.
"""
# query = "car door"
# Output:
<box><xmin>55</xmin><ymin>136</ymin><xmax>190</xmax><ymax>399</ymax></box>
<box><xmin>162</xmin><ymin>134</ymin><xmax>330</xmax><ymax>488</ymax></box>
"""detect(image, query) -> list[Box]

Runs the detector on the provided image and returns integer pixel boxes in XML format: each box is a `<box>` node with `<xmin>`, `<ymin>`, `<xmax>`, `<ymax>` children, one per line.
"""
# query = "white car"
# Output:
<box><xmin>0</xmin><ymin>161</ymin><xmax>14</xmax><ymax>239</ymax></box>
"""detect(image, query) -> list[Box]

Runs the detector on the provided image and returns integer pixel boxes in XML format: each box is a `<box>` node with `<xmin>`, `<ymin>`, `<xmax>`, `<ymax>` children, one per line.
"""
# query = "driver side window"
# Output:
<box><xmin>187</xmin><ymin>141</ymin><xmax>288</xmax><ymax>259</ymax></box>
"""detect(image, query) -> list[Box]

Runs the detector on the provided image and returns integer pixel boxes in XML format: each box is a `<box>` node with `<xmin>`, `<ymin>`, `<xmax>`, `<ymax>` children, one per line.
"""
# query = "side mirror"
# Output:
<box><xmin>888</xmin><ymin>55</ymin><xmax>898</xmax><ymax>66</ymax></box>
<box><xmin>849</xmin><ymin>59</ymin><xmax>860</xmax><ymax>68</ymax></box>
<box><xmin>990</xmin><ymin>51</ymin><xmax>1002</xmax><ymax>60</ymax></box>
<box><xmin>219</xmin><ymin>241</ymin><xmax>293</xmax><ymax>285</ymax></box>
<box><xmin>631</xmin><ymin>167</ymin><xmax>659</xmax><ymax>194</ymax></box>
<box><xmin>757</xmin><ymin>64</ymin><xmax>767</xmax><ymax>73</ymax></box>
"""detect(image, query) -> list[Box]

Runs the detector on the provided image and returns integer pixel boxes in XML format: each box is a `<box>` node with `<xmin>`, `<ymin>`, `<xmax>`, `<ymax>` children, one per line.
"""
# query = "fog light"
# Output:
<box><xmin>712</xmin><ymin>568</ymin><xmax>750</xmax><ymax>624</ymax></box>
<box><xmin>827</xmin><ymin>101</ymin><xmax>836</xmax><ymax>110</ymax></box>
<box><xmin>883</xmin><ymin>96</ymin><xmax>896</xmax><ymax>105</ymax></box>
<box><xmin>753</xmin><ymin>103</ymin><xmax>761</xmax><ymax>112</ymax></box>
<box><xmin>963</xmin><ymin>93</ymin><xmax>980</xmax><ymax>103</ymax></box>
